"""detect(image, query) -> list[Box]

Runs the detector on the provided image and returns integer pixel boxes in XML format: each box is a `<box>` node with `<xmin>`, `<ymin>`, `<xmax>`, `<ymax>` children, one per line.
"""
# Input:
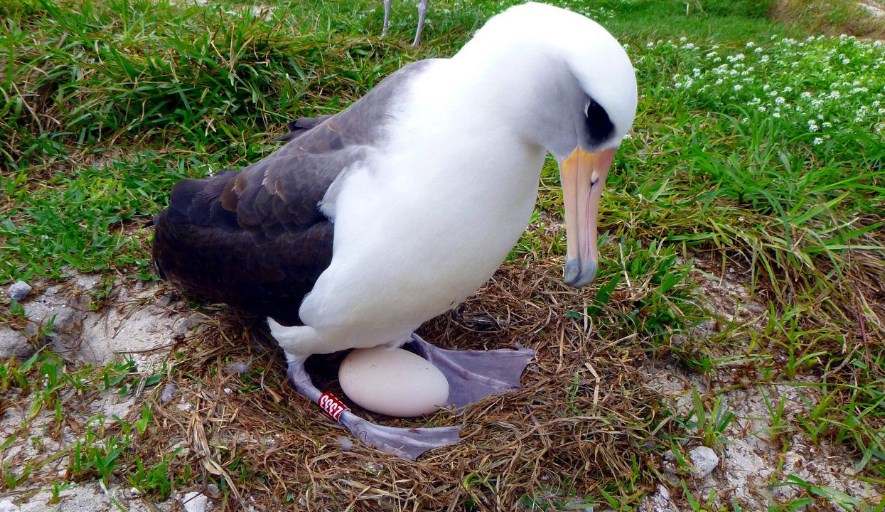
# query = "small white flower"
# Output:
<box><xmin>734</xmin><ymin>84</ymin><xmax>743</xmax><ymax>91</ymax></box>
<box><xmin>772</xmin><ymin>112</ymin><xmax>781</xmax><ymax>118</ymax></box>
<box><xmin>783</xmin><ymin>87</ymin><xmax>793</xmax><ymax>93</ymax></box>
<box><xmin>746</xmin><ymin>41</ymin><xmax>756</xmax><ymax>47</ymax></box>
<box><xmin>758</xmin><ymin>106</ymin><xmax>767</xmax><ymax>112</ymax></box>
<box><xmin>800</xmin><ymin>91</ymin><xmax>812</xmax><ymax>99</ymax></box>
<box><xmin>775</xmin><ymin>97</ymin><xmax>785</xmax><ymax>105</ymax></box>
<box><xmin>763</xmin><ymin>84</ymin><xmax>770</xmax><ymax>91</ymax></box>
<box><xmin>822</xmin><ymin>121</ymin><xmax>832</xmax><ymax>128</ymax></box>
<box><xmin>842</xmin><ymin>58</ymin><xmax>850</xmax><ymax>65</ymax></box>
<box><xmin>760</xmin><ymin>55</ymin><xmax>769</xmax><ymax>63</ymax></box>
<box><xmin>754</xmin><ymin>47</ymin><xmax>763</xmax><ymax>53</ymax></box>
<box><xmin>813</xmin><ymin>137</ymin><xmax>823</xmax><ymax>145</ymax></box>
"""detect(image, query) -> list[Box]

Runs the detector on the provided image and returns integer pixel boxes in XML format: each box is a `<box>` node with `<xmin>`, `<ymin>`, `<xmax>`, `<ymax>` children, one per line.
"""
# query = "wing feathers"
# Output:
<box><xmin>152</xmin><ymin>59</ymin><xmax>437</xmax><ymax>325</ymax></box>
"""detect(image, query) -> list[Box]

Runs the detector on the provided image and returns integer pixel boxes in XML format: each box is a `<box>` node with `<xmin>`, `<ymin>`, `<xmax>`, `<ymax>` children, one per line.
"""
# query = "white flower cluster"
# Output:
<box><xmin>654</xmin><ymin>33</ymin><xmax>884</xmax><ymax>149</ymax></box>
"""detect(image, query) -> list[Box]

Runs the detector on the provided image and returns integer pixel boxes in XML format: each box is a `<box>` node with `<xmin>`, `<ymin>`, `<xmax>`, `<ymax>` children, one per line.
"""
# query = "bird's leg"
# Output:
<box><xmin>412</xmin><ymin>0</ymin><xmax>428</xmax><ymax>46</ymax></box>
<box><xmin>285</xmin><ymin>356</ymin><xmax>461</xmax><ymax>460</ymax></box>
<box><xmin>407</xmin><ymin>334</ymin><xmax>535</xmax><ymax>409</ymax></box>
<box><xmin>382</xmin><ymin>0</ymin><xmax>392</xmax><ymax>37</ymax></box>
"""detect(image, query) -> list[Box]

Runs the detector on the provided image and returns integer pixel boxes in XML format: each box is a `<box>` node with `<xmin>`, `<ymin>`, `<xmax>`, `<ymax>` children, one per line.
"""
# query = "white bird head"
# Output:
<box><xmin>460</xmin><ymin>2</ymin><xmax>639</xmax><ymax>287</ymax></box>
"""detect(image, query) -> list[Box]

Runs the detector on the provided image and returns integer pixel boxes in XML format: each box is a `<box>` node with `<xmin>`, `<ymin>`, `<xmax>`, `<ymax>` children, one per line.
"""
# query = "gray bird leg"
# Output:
<box><xmin>412</xmin><ymin>0</ymin><xmax>428</xmax><ymax>46</ymax></box>
<box><xmin>286</xmin><ymin>356</ymin><xmax>461</xmax><ymax>460</ymax></box>
<box><xmin>382</xmin><ymin>0</ymin><xmax>392</xmax><ymax>37</ymax></box>
<box><xmin>407</xmin><ymin>334</ymin><xmax>535</xmax><ymax>408</ymax></box>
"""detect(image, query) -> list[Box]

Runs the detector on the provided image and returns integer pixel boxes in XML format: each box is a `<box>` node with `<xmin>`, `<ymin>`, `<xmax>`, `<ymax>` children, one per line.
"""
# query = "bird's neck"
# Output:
<box><xmin>447</xmin><ymin>43</ymin><xmax>569</xmax><ymax>144</ymax></box>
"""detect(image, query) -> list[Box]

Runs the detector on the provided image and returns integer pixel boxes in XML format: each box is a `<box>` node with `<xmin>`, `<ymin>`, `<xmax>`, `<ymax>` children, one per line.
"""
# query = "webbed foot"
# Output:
<box><xmin>341</xmin><ymin>412</ymin><xmax>461</xmax><ymax>460</ymax></box>
<box><xmin>407</xmin><ymin>334</ymin><xmax>535</xmax><ymax>408</ymax></box>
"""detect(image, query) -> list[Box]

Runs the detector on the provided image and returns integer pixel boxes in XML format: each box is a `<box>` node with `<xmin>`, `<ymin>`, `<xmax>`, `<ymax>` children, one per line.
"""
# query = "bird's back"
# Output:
<box><xmin>151</xmin><ymin>60</ymin><xmax>435</xmax><ymax>325</ymax></box>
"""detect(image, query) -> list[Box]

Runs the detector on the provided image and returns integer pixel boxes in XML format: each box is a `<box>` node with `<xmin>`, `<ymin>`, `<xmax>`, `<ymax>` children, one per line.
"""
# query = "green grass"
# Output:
<box><xmin>1</xmin><ymin>0</ymin><xmax>884</xmax><ymax>508</ymax></box>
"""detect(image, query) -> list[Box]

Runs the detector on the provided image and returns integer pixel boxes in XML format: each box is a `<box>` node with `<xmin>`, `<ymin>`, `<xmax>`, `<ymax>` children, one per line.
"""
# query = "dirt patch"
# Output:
<box><xmin>0</xmin><ymin>276</ymin><xmax>207</xmax><ymax>510</ymax></box>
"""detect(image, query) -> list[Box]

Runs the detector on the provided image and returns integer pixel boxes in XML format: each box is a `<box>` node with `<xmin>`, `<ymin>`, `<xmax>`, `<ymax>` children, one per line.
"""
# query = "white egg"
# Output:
<box><xmin>339</xmin><ymin>347</ymin><xmax>450</xmax><ymax>417</ymax></box>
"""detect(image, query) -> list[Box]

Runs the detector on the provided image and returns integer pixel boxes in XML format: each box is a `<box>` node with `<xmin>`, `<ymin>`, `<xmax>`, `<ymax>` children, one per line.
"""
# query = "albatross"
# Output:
<box><xmin>152</xmin><ymin>2</ymin><xmax>638</xmax><ymax>459</ymax></box>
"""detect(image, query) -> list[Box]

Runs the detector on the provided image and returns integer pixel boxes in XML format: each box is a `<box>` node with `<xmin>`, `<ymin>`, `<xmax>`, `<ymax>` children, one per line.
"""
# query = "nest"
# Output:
<box><xmin>140</xmin><ymin>260</ymin><xmax>670</xmax><ymax>510</ymax></box>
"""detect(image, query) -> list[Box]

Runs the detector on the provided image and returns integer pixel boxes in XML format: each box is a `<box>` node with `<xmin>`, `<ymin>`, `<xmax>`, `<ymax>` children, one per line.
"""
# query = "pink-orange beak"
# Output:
<box><xmin>559</xmin><ymin>147</ymin><xmax>616</xmax><ymax>287</ymax></box>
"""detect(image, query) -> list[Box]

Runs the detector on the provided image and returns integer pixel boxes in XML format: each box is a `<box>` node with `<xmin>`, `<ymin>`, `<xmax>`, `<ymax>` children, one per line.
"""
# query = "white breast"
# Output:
<box><xmin>299</xmin><ymin>63</ymin><xmax>546</xmax><ymax>349</ymax></box>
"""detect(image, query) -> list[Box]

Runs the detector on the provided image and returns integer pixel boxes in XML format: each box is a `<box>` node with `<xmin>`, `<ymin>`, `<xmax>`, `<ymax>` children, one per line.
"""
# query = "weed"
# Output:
<box><xmin>671</xmin><ymin>389</ymin><xmax>735</xmax><ymax>450</ymax></box>
<box><xmin>771</xmin><ymin>474</ymin><xmax>864</xmax><ymax>510</ymax></box>
<box><xmin>760</xmin><ymin>387</ymin><xmax>791</xmax><ymax>447</ymax></box>
<box><xmin>128</xmin><ymin>456</ymin><xmax>173</xmax><ymax>500</ymax></box>
<box><xmin>48</xmin><ymin>480</ymin><xmax>74</xmax><ymax>504</ymax></box>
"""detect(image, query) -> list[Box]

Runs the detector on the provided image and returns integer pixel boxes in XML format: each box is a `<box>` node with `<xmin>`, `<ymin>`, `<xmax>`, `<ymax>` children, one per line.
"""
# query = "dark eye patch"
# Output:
<box><xmin>585</xmin><ymin>99</ymin><xmax>614</xmax><ymax>146</ymax></box>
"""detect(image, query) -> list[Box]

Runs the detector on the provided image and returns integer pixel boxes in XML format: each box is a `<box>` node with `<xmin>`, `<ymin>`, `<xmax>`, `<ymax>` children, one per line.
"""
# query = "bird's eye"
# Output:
<box><xmin>585</xmin><ymin>99</ymin><xmax>600</xmax><ymax>119</ymax></box>
<box><xmin>584</xmin><ymin>98</ymin><xmax>614</xmax><ymax>146</ymax></box>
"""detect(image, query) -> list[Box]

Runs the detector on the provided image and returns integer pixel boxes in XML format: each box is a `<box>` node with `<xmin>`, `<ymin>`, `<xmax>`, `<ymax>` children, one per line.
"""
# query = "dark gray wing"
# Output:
<box><xmin>152</xmin><ymin>60</ymin><xmax>435</xmax><ymax>325</ymax></box>
<box><xmin>277</xmin><ymin>116</ymin><xmax>334</xmax><ymax>142</ymax></box>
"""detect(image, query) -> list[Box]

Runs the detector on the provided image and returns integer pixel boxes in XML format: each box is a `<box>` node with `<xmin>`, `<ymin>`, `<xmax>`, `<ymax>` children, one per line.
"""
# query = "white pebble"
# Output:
<box><xmin>7</xmin><ymin>281</ymin><xmax>31</xmax><ymax>301</ymax></box>
<box><xmin>689</xmin><ymin>446</ymin><xmax>719</xmax><ymax>478</ymax></box>
<box><xmin>182</xmin><ymin>491</ymin><xmax>209</xmax><ymax>512</ymax></box>
<box><xmin>160</xmin><ymin>382</ymin><xmax>177</xmax><ymax>403</ymax></box>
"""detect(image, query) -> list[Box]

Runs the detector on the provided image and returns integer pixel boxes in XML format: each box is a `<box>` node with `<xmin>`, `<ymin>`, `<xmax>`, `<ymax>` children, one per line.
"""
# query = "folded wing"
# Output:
<box><xmin>152</xmin><ymin>61</ymin><xmax>434</xmax><ymax>325</ymax></box>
